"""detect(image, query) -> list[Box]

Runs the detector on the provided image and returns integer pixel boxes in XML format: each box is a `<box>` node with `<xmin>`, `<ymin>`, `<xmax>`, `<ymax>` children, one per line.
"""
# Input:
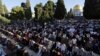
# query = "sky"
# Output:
<box><xmin>2</xmin><ymin>0</ymin><xmax>85</xmax><ymax>12</ymax></box>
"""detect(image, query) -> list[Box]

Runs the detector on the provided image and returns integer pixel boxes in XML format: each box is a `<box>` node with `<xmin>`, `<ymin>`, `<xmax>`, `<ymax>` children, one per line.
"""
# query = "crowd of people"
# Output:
<box><xmin>0</xmin><ymin>19</ymin><xmax>100</xmax><ymax>56</ymax></box>
<box><xmin>0</xmin><ymin>32</ymin><xmax>29</xmax><ymax>56</ymax></box>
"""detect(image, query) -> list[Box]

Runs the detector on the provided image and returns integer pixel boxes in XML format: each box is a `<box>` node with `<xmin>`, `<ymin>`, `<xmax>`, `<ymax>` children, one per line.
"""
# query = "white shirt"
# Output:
<box><xmin>56</xmin><ymin>42</ymin><xmax>61</xmax><ymax>49</ymax></box>
<box><xmin>0</xmin><ymin>45</ymin><xmax>6</xmax><ymax>56</ymax></box>
<box><xmin>29</xmin><ymin>40</ymin><xmax>35</xmax><ymax>46</ymax></box>
<box><xmin>63</xmin><ymin>34</ymin><xmax>66</xmax><ymax>38</ymax></box>
<box><xmin>48</xmin><ymin>34</ymin><xmax>52</xmax><ymax>39</ymax></box>
<box><xmin>72</xmin><ymin>38</ymin><xmax>77</xmax><ymax>45</ymax></box>
<box><xmin>37</xmin><ymin>45</ymin><xmax>43</xmax><ymax>56</ymax></box>
<box><xmin>68</xmin><ymin>40</ymin><xmax>73</xmax><ymax>46</ymax></box>
<box><xmin>68</xmin><ymin>28</ymin><xmax>75</xmax><ymax>33</ymax></box>
<box><xmin>77</xmin><ymin>48</ymin><xmax>86</xmax><ymax>56</ymax></box>
<box><xmin>86</xmin><ymin>34</ymin><xmax>90</xmax><ymax>38</ymax></box>
<box><xmin>42</xmin><ymin>32</ymin><xmax>47</xmax><ymax>37</ymax></box>
<box><xmin>76</xmin><ymin>35</ymin><xmax>81</xmax><ymax>40</ymax></box>
<box><xmin>69</xmin><ymin>32</ymin><xmax>74</xmax><ymax>37</ymax></box>
<box><xmin>47</xmin><ymin>41</ymin><xmax>53</xmax><ymax>49</ymax></box>
<box><xmin>61</xmin><ymin>44</ymin><xmax>66</xmax><ymax>52</ymax></box>
<box><xmin>53</xmin><ymin>32</ymin><xmax>56</xmax><ymax>39</ymax></box>
<box><xmin>72</xmin><ymin>46</ymin><xmax>79</xmax><ymax>53</ymax></box>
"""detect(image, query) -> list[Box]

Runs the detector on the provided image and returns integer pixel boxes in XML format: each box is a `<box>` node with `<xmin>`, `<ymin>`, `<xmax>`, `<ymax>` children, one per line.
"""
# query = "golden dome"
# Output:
<box><xmin>73</xmin><ymin>5</ymin><xmax>81</xmax><ymax>11</ymax></box>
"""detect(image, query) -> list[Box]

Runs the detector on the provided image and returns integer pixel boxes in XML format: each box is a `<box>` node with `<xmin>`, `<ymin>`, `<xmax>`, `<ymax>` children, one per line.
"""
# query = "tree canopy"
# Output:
<box><xmin>34</xmin><ymin>3</ymin><xmax>43</xmax><ymax>21</ymax></box>
<box><xmin>67</xmin><ymin>8</ymin><xmax>74</xmax><ymax>18</ymax></box>
<box><xmin>34</xmin><ymin>0</ymin><xmax>55</xmax><ymax>22</ymax></box>
<box><xmin>0</xmin><ymin>0</ymin><xmax>4</xmax><ymax>15</ymax></box>
<box><xmin>3</xmin><ymin>5</ymin><xmax>8</xmax><ymax>14</ymax></box>
<box><xmin>10</xmin><ymin>6</ymin><xmax>24</xmax><ymax>20</ymax></box>
<box><xmin>25</xmin><ymin>0</ymin><xmax>32</xmax><ymax>19</ymax></box>
<box><xmin>83</xmin><ymin>0</ymin><xmax>100</xmax><ymax>19</ymax></box>
<box><xmin>0</xmin><ymin>15</ymin><xmax>11</xmax><ymax>24</ymax></box>
<box><xmin>42</xmin><ymin>0</ymin><xmax>55</xmax><ymax>21</ymax></box>
<box><xmin>54</xmin><ymin>0</ymin><xmax>66</xmax><ymax>19</ymax></box>
<box><xmin>21</xmin><ymin>0</ymin><xmax>32</xmax><ymax>19</ymax></box>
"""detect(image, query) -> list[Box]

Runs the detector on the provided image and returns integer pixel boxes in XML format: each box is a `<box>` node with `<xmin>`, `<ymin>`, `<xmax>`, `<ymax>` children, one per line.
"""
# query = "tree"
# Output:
<box><xmin>0</xmin><ymin>0</ymin><xmax>3</xmax><ymax>15</ymax></box>
<box><xmin>1</xmin><ymin>5</ymin><xmax>9</xmax><ymax>18</ymax></box>
<box><xmin>54</xmin><ymin>0</ymin><xmax>66</xmax><ymax>19</ymax></box>
<box><xmin>41</xmin><ymin>10</ymin><xmax>50</xmax><ymax>22</ymax></box>
<box><xmin>10</xmin><ymin>6</ymin><xmax>24</xmax><ymax>20</ymax></box>
<box><xmin>26</xmin><ymin>0</ymin><xmax>30</xmax><ymax>8</ymax></box>
<box><xmin>34</xmin><ymin>3</ymin><xmax>43</xmax><ymax>21</ymax></box>
<box><xmin>67</xmin><ymin>8</ymin><xmax>74</xmax><ymax>18</ymax></box>
<box><xmin>25</xmin><ymin>0</ymin><xmax>32</xmax><ymax>19</ymax></box>
<box><xmin>42</xmin><ymin>0</ymin><xmax>55</xmax><ymax>21</ymax></box>
<box><xmin>21</xmin><ymin>2</ymin><xmax>26</xmax><ymax>8</ymax></box>
<box><xmin>46</xmin><ymin>0</ymin><xmax>55</xmax><ymax>19</ymax></box>
<box><xmin>3</xmin><ymin>5</ymin><xmax>8</xmax><ymax>14</ymax></box>
<box><xmin>0</xmin><ymin>15</ymin><xmax>11</xmax><ymax>24</ymax></box>
<box><xmin>83</xmin><ymin>0</ymin><xmax>100</xmax><ymax>19</ymax></box>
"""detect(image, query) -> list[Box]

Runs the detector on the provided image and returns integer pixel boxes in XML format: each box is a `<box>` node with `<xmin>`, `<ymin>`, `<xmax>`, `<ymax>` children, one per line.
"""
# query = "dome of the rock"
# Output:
<box><xmin>72</xmin><ymin>5</ymin><xmax>83</xmax><ymax>16</ymax></box>
<box><xmin>73</xmin><ymin>5</ymin><xmax>82</xmax><ymax>11</ymax></box>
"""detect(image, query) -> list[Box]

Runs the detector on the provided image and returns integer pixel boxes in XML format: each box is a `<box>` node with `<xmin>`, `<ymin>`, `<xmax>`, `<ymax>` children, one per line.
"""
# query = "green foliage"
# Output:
<box><xmin>24</xmin><ymin>8</ymin><xmax>32</xmax><ymax>19</ymax></box>
<box><xmin>0</xmin><ymin>0</ymin><xmax>9</xmax><ymax>19</ymax></box>
<box><xmin>83</xmin><ymin>0</ymin><xmax>100</xmax><ymax>19</ymax></box>
<box><xmin>26</xmin><ymin>0</ymin><xmax>30</xmax><ymax>8</ymax></box>
<box><xmin>0</xmin><ymin>0</ymin><xmax>9</xmax><ymax>18</ymax></box>
<box><xmin>67</xmin><ymin>9</ymin><xmax>74</xmax><ymax>18</ymax></box>
<box><xmin>54</xmin><ymin>0</ymin><xmax>66</xmax><ymax>19</ymax></box>
<box><xmin>0</xmin><ymin>15</ymin><xmax>11</xmax><ymax>24</ymax></box>
<box><xmin>25</xmin><ymin>0</ymin><xmax>32</xmax><ymax>19</ymax></box>
<box><xmin>42</xmin><ymin>0</ymin><xmax>55</xmax><ymax>21</ymax></box>
<box><xmin>0</xmin><ymin>0</ymin><xmax>4</xmax><ymax>15</ymax></box>
<box><xmin>46</xmin><ymin>1</ymin><xmax>55</xmax><ymax>18</ymax></box>
<box><xmin>10</xmin><ymin>6</ymin><xmax>24</xmax><ymax>20</ymax></box>
<box><xmin>34</xmin><ymin>0</ymin><xmax>55</xmax><ymax>22</ymax></box>
<box><xmin>34</xmin><ymin>3</ymin><xmax>43</xmax><ymax>21</ymax></box>
<box><xmin>41</xmin><ymin>10</ymin><xmax>50</xmax><ymax>21</ymax></box>
<box><xmin>3</xmin><ymin>5</ymin><xmax>8</xmax><ymax>14</ymax></box>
